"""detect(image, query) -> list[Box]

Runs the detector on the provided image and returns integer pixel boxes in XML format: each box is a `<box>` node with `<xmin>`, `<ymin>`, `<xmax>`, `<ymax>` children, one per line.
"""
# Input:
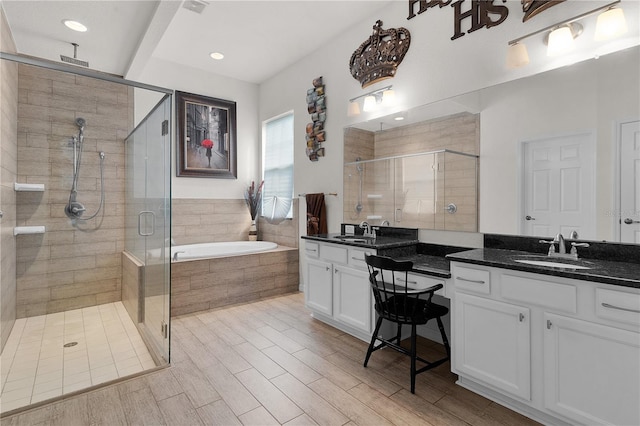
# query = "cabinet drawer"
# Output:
<box><xmin>304</xmin><ymin>242</ymin><xmax>319</xmax><ymax>258</ymax></box>
<box><xmin>501</xmin><ymin>274</ymin><xmax>576</xmax><ymax>314</ymax></box>
<box><xmin>395</xmin><ymin>273</ymin><xmax>445</xmax><ymax>296</ymax></box>
<box><xmin>595</xmin><ymin>288</ymin><xmax>640</xmax><ymax>327</ymax></box>
<box><xmin>454</xmin><ymin>265</ymin><xmax>491</xmax><ymax>295</ymax></box>
<box><xmin>320</xmin><ymin>244</ymin><xmax>348</xmax><ymax>264</ymax></box>
<box><xmin>347</xmin><ymin>248</ymin><xmax>373</xmax><ymax>270</ymax></box>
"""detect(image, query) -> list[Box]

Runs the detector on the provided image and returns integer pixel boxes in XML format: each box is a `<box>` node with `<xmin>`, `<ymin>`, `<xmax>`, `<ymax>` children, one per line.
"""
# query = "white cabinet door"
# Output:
<box><xmin>333</xmin><ymin>265</ymin><xmax>372</xmax><ymax>334</ymax></box>
<box><xmin>544</xmin><ymin>313</ymin><xmax>640</xmax><ymax>426</ymax></box>
<box><xmin>305</xmin><ymin>258</ymin><xmax>333</xmax><ymax>316</ymax></box>
<box><xmin>453</xmin><ymin>292</ymin><xmax>531</xmax><ymax>400</ymax></box>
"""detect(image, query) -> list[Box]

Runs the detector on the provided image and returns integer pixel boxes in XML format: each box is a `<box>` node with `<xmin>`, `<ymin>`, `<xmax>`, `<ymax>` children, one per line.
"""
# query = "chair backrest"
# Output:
<box><xmin>365</xmin><ymin>254</ymin><xmax>439</xmax><ymax>323</ymax></box>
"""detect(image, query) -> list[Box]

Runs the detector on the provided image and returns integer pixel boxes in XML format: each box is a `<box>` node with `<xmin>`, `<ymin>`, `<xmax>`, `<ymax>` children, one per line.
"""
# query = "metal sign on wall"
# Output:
<box><xmin>407</xmin><ymin>0</ymin><xmax>565</xmax><ymax>39</ymax></box>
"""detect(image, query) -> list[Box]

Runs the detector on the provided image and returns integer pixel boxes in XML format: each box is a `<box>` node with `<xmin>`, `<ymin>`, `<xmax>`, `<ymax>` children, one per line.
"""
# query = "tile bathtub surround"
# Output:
<box><xmin>172</xmin><ymin>198</ymin><xmax>299</xmax><ymax>248</ymax></box>
<box><xmin>14</xmin><ymin>63</ymin><xmax>133</xmax><ymax>318</ymax></box>
<box><xmin>0</xmin><ymin>302</ymin><xmax>155</xmax><ymax>413</ymax></box>
<box><xmin>171</xmin><ymin>246</ymin><xmax>299</xmax><ymax>317</ymax></box>
<box><xmin>0</xmin><ymin>7</ymin><xmax>19</xmax><ymax>353</ymax></box>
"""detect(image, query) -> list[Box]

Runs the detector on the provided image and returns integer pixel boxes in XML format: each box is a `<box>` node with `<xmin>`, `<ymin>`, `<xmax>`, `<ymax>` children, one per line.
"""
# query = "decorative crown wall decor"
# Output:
<box><xmin>521</xmin><ymin>0</ymin><xmax>566</xmax><ymax>22</ymax></box>
<box><xmin>349</xmin><ymin>20</ymin><xmax>411</xmax><ymax>88</ymax></box>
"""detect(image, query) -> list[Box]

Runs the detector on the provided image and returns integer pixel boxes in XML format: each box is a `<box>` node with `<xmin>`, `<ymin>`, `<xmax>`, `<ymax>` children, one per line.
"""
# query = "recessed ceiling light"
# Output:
<box><xmin>63</xmin><ymin>20</ymin><xmax>87</xmax><ymax>32</ymax></box>
<box><xmin>394</xmin><ymin>116</ymin><xmax>405</xmax><ymax>121</ymax></box>
<box><xmin>209</xmin><ymin>52</ymin><xmax>224</xmax><ymax>60</ymax></box>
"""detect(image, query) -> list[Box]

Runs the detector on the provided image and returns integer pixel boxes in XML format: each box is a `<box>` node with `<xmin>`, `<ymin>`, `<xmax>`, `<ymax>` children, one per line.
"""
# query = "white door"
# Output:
<box><xmin>544</xmin><ymin>313</ymin><xmax>640</xmax><ymax>425</ymax></box>
<box><xmin>452</xmin><ymin>293</ymin><xmax>531</xmax><ymax>400</ymax></box>
<box><xmin>620</xmin><ymin>121</ymin><xmax>640</xmax><ymax>243</ymax></box>
<box><xmin>521</xmin><ymin>133</ymin><xmax>596</xmax><ymax>239</ymax></box>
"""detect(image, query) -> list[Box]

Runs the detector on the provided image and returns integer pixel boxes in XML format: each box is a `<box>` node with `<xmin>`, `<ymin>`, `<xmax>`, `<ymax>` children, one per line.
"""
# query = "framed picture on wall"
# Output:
<box><xmin>176</xmin><ymin>91</ymin><xmax>237</xmax><ymax>178</ymax></box>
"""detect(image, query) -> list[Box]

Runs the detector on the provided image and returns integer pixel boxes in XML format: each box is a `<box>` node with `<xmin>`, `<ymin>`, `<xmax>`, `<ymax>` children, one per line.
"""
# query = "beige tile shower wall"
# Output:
<box><xmin>172</xmin><ymin>198</ymin><xmax>299</xmax><ymax>247</ymax></box>
<box><xmin>171</xmin><ymin>246</ymin><xmax>299</xmax><ymax>316</ymax></box>
<box><xmin>0</xmin><ymin>6</ymin><xmax>18</xmax><ymax>351</ymax></box>
<box><xmin>15</xmin><ymin>64</ymin><xmax>133</xmax><ymax>318</ymax></box>
<box><xmin>343</xmin><ymin>128</ymin><xmax>374</xmax><ymax>223</ymax></box>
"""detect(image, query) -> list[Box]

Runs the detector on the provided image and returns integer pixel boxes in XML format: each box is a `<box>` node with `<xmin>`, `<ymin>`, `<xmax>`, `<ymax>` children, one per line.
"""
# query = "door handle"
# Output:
<box><xmin>138</xmin><ymin>211</ymin><xmax>156</xmax><ymax>237</ymax></box>
<box><xmin>623</xmin><ymin>218</ymin><xmax>640</xmax><ymax>225</ymax></box>
<box><xmin>525</xmin><ymin>215</ymin><xmax>535</xmax><ymax>221</ymax></box>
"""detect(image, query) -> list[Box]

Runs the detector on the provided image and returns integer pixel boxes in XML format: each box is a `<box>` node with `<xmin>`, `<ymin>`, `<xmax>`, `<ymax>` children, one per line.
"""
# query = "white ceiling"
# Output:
<box><xmin>2</xmin><ymin>0</ymin><xmax>392</xmax><ymax>84</ymax></box>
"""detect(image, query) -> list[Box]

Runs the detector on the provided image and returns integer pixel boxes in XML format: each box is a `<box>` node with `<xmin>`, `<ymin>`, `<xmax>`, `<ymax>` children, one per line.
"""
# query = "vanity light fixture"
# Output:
<box><xmin>349</xmin><ymin>85</ymin><xmax>393</xmax><ymax>115</ymax></box>
<box><xmin>62</xmin><ymin>19</ymin><xmax>87</xmax><ymax>32</ymax></box>
<box><xmin>506</xmin><ymin>0</ymin><xmax>626</xmax><ymax>68</ymax></box>
<box><xmin>209</xmin><ymin>52</ymin><xmax>224</xmax><ymax>60</ymax></box>
<box><xmin>594</xmin><ymin>6</ymin><xmax>627</xmax><ymax>41</ymax></box>
<box><xmin>546</xmin><ymin>23</ymin><xmax>581</xmax><ymax>56</ymax></box>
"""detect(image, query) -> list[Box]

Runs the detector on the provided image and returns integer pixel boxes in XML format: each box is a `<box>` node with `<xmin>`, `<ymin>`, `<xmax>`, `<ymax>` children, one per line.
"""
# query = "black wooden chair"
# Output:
<box><xmin>364</xmin><ymin>254</ymin><xmax>451</xmax><ymax>393</ymax></box>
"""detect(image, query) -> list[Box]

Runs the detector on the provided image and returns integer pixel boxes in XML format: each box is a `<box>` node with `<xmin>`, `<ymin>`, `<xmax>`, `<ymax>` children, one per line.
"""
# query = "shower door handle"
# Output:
<box><xmin>138</xmin><ymin>211</ymin><xmax>155</xmax><ymax>237</ymax></box>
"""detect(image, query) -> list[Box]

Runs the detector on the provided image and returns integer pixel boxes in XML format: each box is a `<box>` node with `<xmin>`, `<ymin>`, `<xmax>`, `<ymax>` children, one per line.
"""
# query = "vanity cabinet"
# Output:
<box><xmin>543</xmin><ymin>313</ymin><xmax>640</xmax><ymax>425</ymax></box>
<box><xmin>303</xmin><ymin>240</ymin><xmax>374</xmax><ymax>340</ymax></box>
<box><xmin>451</xmin><ymin>261</ymin><xmax>640</xmax><ymax>426</ymax></box>
<box><xmin>453</xmin><ymin>292</ymin><xmax>531</xmax><ymax>401</ymax></box>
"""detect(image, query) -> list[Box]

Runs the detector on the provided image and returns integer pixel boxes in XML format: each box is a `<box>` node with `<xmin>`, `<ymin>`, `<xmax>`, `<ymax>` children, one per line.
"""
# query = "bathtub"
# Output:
<box><xmin>171</xmin><ymin>241</ymin><xmax>278</xmax><ymax>261</ymax></box>
<box><xmin>170</xmin><ymin>240</ymin><xmax>299</xmax><ymax>316</ymax></box>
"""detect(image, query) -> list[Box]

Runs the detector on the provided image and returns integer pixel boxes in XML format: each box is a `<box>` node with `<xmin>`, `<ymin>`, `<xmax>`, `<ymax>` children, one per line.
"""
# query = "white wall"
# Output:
<box><xmin>259</xmin><ymin>0</ymin><xmax>640</xmax><ymax>236</ymax></box>
<box><xmin>136</xmin><ymin>57</ymin><xmax>260</xmax><ymax>199</ymax></box>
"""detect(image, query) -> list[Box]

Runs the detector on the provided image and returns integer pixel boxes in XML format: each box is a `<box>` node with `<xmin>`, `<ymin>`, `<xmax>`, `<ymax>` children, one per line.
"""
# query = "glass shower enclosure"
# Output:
<box><xmin>125</xmin><ymin>95</ymin><xmax>172</xmax><ymax>363</ymax></box>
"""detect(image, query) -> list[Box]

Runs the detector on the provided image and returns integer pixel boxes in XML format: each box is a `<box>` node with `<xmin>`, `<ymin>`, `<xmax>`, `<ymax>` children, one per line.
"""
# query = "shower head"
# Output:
<box><xmin>75</xmin><ymin>118</ymin><xmax>86</xmax><ymax>130</ymax></box>
<box><xmin>60</xmin><ymin>43</ymin><xmax>89</xmax><ymax>68</ymax></box>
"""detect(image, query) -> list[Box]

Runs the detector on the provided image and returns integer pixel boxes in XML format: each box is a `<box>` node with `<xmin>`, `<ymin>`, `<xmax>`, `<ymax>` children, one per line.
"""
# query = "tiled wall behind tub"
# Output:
<box><xmin>172</xmin><ymin>198</ymin><xmax>299</xmax><ymax>248</ymax></box>
<box><xmin>1</xmin><ymin>6</ymin><xmax>18</xmax><ymax>351</ymax></box>
<box><xmin>15</xmin><ymin>63</ymin><xmax>133</xmax><ymax>318</ymax></box>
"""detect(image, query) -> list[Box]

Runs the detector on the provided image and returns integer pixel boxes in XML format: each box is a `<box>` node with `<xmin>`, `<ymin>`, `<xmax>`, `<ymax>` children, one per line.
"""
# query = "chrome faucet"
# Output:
<box><xmin>380</xmin><ymin>220</ymin><xmax>390</xmax><ymax>226</ymax></box>
<box><xmin>172</xmin><ymin>251</ymin><xmax>185</xmax><ymax>261</ymax></box>
<box><xmin>554</xmin><ymin>233</ymin><xmax>566</xmax><ymax>254</ymax></box>
<box><xmin>539</xmin><ymin>232</ymin><xmax>589</xmax><ymax>259</ymax></box>
<box><xmin>359</xmin><ymin>220</ymin><xmax>371</xmax><ymax>237</ymax></box>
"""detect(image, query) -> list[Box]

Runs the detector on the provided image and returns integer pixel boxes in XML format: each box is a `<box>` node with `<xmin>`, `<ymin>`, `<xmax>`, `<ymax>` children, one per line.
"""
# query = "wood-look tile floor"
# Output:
<box><xmin>1</xmin><ymin>292</ymin><xmax>540</xmax><ymax>425</ymax></box>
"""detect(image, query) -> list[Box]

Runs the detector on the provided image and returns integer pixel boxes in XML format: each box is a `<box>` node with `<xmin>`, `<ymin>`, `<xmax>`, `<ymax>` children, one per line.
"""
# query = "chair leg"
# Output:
<box><xmin>396</xmin><ymin>323</ymin><xmax>402</xmax><ymax>345</ymax></box>
<box><xmin>437</xmin><ymin>317</ymin><xmax>451</xmax><ymax>360</ymax></box>
<box><xmin>410</xmin><ymin>324</ymin><xmax>417</xmax><ymax>394</ymax></box>
<box><xmin>364</xmin><ymin>316</ymin><xmax>384</xmax><ymax>367</ymax></box>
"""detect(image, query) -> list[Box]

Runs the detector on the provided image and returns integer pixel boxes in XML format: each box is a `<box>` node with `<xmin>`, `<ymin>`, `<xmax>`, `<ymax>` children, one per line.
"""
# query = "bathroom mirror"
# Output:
<box><xmin>344</xmin><ymin>45</ymin><xmax>640</xmax><ymax>243</ymax></box>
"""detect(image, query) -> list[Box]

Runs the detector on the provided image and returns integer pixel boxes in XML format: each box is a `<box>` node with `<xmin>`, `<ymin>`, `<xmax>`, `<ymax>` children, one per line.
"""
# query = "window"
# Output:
<box><xmin>262</xmin><ymin>112</ymin><xmax>294</xmax><ymax>221</ymax></box>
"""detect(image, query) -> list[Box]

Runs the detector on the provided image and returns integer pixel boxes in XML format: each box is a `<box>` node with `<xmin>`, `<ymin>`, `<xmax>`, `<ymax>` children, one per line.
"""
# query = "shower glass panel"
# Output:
<box><xmin>343</xmin><ymin>150</ymin><xmax>478</xmax><ymax>231</ymax></box>
<box><xmin>125</xmin><ymin>94</ymin><xmax>171</xmax><ymax>363</ymax></box>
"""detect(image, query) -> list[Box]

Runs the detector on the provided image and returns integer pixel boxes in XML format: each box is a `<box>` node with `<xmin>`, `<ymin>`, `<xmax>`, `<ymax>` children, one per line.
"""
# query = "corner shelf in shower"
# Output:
<box><xmin>14</xmin><ymin>183</ymin><xmax>45</xmax><ymax>192</ymax></box>
<box><xmin>14</xmin><ymin>226</ymin><xmax>46</xmax><ymax>236</ymax></box>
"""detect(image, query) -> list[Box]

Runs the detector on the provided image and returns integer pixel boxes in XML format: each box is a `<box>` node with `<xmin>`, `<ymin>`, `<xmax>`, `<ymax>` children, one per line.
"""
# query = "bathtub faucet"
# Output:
<box><xmin>172</xmin><ymin>251</ymin><xmax>185</xmax><ymax>261</ymax></box>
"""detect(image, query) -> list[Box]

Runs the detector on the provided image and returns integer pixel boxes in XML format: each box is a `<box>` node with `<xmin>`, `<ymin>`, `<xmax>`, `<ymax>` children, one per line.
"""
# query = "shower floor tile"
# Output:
<box><xmin>0</xmin><ymin>302</ymin><xmax>156</xmax><ymax>413</ymax></box>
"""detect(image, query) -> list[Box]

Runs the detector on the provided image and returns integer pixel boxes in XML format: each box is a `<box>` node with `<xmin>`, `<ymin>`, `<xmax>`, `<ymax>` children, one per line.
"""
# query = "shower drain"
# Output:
<box><xmin>63</xmin><ymin>342</ymin><xmax>78</xmax><ymax>348</ymax></box>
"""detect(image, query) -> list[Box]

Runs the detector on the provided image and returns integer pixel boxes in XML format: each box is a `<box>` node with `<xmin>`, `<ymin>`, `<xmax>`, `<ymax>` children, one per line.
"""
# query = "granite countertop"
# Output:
<box><xmin>301</xmin><ymin>233</ymin><xmax>419</xmax><ymax>250</ymax></box>
<box><xmin>447</xmin><ymin>248</ymin><xmax>640</xmax><ymax>289</ymax></box>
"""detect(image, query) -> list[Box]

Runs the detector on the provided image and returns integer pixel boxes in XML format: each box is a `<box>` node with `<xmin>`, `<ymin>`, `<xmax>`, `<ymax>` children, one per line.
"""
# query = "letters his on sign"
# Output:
<box><xmin>407</xmin><ymin>0</ymin><xmax>509</xmax><ymax>41</ymax></box>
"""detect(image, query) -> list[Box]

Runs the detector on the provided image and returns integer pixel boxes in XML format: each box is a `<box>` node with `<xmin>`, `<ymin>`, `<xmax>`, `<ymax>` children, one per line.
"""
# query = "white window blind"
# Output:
<box><xmin>262</xmin><ymin>112</ymin><xmax>294</xmax><ymax>220</ymax></box>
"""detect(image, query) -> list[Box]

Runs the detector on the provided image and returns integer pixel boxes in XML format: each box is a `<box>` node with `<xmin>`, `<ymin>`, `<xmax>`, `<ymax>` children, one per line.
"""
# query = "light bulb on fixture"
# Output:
<box><xmin>362</xmin><ymin>95</ymin><xmax>377</xmax><ymax>112</ymax></box>
<box><xmin>382</xmin><ymin>89</ymin><xmax>395</xmax><ymax>106</ymax></box>
<box><xmin>506</xmin><ymin>42</ymin><xmax>530</xmax><ymax>69</ymax></box>
<box><xmin>347</xmin><ymin>102</ymin><xmax>361</xmax><ymax>117</ymax></box>
<box><xmin>594</xmin><ymin>7</ymin><xmax>627</xmax><ymax>41</ymax></box>
<box><xmin>547</xmin><ymin>24</ymin><xmax>580</xmax><ymax>56</ymax></box>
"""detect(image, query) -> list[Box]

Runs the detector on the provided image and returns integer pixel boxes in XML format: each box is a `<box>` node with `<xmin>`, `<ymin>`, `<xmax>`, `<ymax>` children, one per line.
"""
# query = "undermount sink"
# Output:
<box><xmin>514</xmin><ymin>259</ymin><xmax>592</xmax><ymax>270</ymax></box>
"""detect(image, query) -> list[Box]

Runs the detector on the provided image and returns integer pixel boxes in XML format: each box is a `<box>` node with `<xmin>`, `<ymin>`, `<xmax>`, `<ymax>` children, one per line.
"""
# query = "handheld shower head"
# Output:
<box><xmin>75</xmin><ymin>117</ymin><xmax>86</xmax><ymax>130</ymax></box>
